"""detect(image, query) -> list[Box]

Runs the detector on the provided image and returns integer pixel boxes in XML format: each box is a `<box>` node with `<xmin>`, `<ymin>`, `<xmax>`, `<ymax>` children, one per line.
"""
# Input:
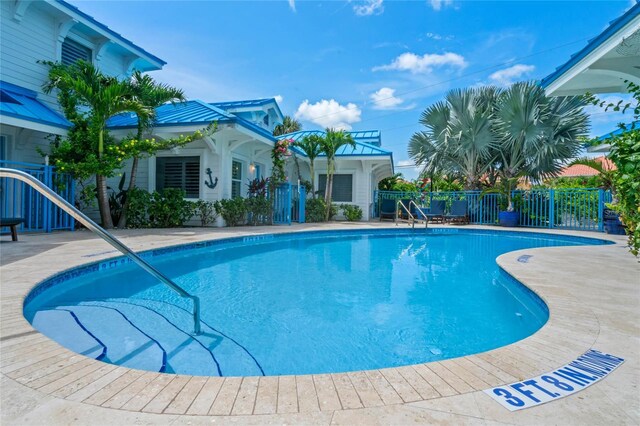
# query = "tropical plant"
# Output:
<box><xmin>378</xmin><ymin>173</ymin><xmax>418</xmax><ymax>192</ymax></box>
<box><xmin>305</xmin><ymin>198</ymin><xmax>336</xmax><ymax>222</ymax></box>
<box><xmin>319</xmin><ymin>129</ymin><xmax>355</xmax><ymax>220</ymax></box>
<box><xmin>294</xmin><ymin>134</ymin><xmax>323</xmax><ymax>198</ymax></box>
<box><xmin>245</xmin><ymin>196</ymin><xmax>272</xmax><ymax>225</ymax></box>
<box><xmin>564</xmin><ymin>157</ymin><xmax>616</xmax><ymax>191</ymax></box>
<box><xmin>247</xmin><ymin>177</ymin><xmax>269</xmax><ymax>198</ymax></box>
<box><xmin>340</xmin><ymin>204</ymin><xmax>363</xmax><ymax>221</ymax></box>
<box><xmin>193</xmin><ymin>200</ymin><xmax>218</xmax><ymax>226</ymax></box>
<box><xmin>409</xmin><ymin>86</ymin><xmax>500</xmax><ymax>190</ymax></box>
<box><xmin>491</xmin><ymin>82</ymin><xmax>588</xmax><ymax>210</ymax></box>
<box><xmin>117</xmin><ymin>71</ymin><xmax>186</xmax><ymax>228</ymax></box>
<box><xmin>215</xmin><ymin>198</ymin><xmax>247</xmax><ymax>227</ymax></box>
<box><xmin>42</xmin><ymin>60</ymin><xmax>151</xmax><ymax>228</ymax></box>
<box><xmin>273</xmin><ymin>116</ymin><xmax>302</xmax><ymax>136</ymax></box>
<box><xmin>148</xmin><ymin>188</ymin><xmax>195</xmax><ymax>227</ymax></box>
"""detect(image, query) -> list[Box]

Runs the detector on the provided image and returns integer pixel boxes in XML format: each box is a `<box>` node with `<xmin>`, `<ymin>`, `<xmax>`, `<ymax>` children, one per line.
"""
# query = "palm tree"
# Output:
<box><xmin>293</xmin><ymin>134</ymin><xmax>323</xmax><ymax>198</ymax></box>
<box><xmin>43</xmin><ymin>60</ymin><xmax>150</xmax><ymax>229</ymax></box>
<box><xmin>117</xmin><ymin>71</ymin><xmax>186</xmax><ymax>228</ymax></box>
<box><xmin>408</xmin><ymin>86</ymin><xmax>499</xmax><ymax>190</ymax></box>
<box><xmin>273</xmin><ymin>116</ymin><xmax>302</xmax><ymax>136</ymax></box>
<box><xmin>492</xmin><ymin>82</ymin><xmax>588</xmax><ymax>210</ymax></box>
<box><xmin>319</xmin><ymin>129</ymin><xmax>355</xmax><ymax>220</ymax></box>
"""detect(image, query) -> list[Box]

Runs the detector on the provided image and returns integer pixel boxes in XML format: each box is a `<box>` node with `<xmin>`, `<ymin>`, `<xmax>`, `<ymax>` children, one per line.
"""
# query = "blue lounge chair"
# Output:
<box><xmin>379</xmin><ymin>199</ymin><xmax>396</xmax><ymax>221</ymax></box>
<box><xmin>1</xmin><ymin>217</ymin><xmax>25</xmax><ymax>241</ymax></box>
<box><xmin>445</xmin><ymin>200</ymin><xmax>469</xmax><ymax>224</ymax></box>
<box><xmin>425</xmin><ymin>200</ymin><xmax>445</xmax><ymax>222</ymax></box>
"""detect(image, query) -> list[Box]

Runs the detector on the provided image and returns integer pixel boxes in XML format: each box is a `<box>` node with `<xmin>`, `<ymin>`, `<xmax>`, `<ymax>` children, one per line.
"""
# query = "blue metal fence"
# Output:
<box><xmin>272</xmin><ymin>183</ymin><xmax>307</xmax><ymax>225</ymax></box>
<box><xmin>374</xmin><ymin>188</ymin><xmax>611</xmax><ymax>232</ymax></box>
<box><xmin>0</xmin><ymin>160</ymin><xmax>75</xmax><ymax>232</ymax></box>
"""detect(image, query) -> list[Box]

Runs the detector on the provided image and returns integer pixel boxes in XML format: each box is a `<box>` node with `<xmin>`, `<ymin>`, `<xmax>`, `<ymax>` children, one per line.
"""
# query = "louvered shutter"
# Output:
<box><xmin>156</xmin><ymin>156</ymin><xmax>200</xmax><ymax>198</ymax></box>
<box><xmin>61</xmin><ymin>38</ymin><xmax>92</xmax><ymax>65</ymax></box>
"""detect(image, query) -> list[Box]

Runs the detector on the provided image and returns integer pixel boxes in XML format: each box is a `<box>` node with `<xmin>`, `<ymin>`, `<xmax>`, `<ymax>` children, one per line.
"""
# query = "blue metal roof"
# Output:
<box><xmin>279</xmin><ymin>130</ymin><xmax>391</xmax><ymax>157</ymax></box>
<box><xmin>598</xmin><ymin>121</ymin><xmax>639</xmax><ymax>141</ymax></box>
<box><xmin>211</xmin><ymin>98</ymin><xmax>285</xmax><ymax>123</ymax></box>
<box><xmin>55</xmin><ymin>0</ymin><xmax>166</xmax><ymax>67</ymax></box>
<box><xmin>541</xmin><ymin>2</ymin><xmax>640</xmax><ymax>88</ymax></box>
<box><xmin>107</xmin><ymin>100</ymin><xmax>277</xmax><ymax>141</ymax></box>
<box><xmin>0</xmin><ymin>81</ymin><xmax>71</xmax><ymax>129</ymax></box>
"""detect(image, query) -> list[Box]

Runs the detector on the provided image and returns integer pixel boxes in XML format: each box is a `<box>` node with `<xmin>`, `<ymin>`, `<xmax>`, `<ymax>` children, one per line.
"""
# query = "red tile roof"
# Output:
<box><xmin>558</xmin><ymin>157</ymin><xmax>616</xmax><ymax>177</ymax></box>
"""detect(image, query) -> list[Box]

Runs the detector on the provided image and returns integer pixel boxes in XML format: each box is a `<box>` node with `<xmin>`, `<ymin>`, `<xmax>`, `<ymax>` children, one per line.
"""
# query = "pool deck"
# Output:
<box><xmin>1</xmin><ymin>223</ymin><xmax>638</xmax><ymax>425</ymax></box>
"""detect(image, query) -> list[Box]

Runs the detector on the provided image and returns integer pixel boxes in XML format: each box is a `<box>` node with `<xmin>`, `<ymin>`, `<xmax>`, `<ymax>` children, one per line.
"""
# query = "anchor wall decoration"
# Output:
<box><xmin>204</xmin><ymin>168</ymin><xmax>218</xmax><ymax>189</ymax></box>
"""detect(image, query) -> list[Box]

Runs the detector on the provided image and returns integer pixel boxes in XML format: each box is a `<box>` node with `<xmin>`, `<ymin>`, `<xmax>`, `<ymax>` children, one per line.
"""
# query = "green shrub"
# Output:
<box><xmin>215</xmin><ymin>198</ymin><xmax>247</xmax><ymax>227</ymax></box>
<box><xmin>340</xmin><ymin>204</ymin><xmax>363</xmax><ymax>221</ymax></box>
<box><xmin>148</xmin><ymin>188</ymin><xmax>195</xmax><ymax>228</ymax></box>
<box><xmin>124</xmin><ymin>188</ymin><xmax>194</xmax><ymax>228</ymax></box>
<box><xmin>245</xmin><ymin>196</ymin><xmax>271</xmax><ymax>226</ymax></box>
<box><xmin>306</xmin><ymin>198</ymin><xmax>336</xmax><ymax>222</ymax></box>
<box><xmin>193</xmin><ymin>200</ymin><xmax>218</xmax><ymax>226</ymax></box>
<box><xmin>126</xmin><ymin>187</ymin><xmax>153</xmax><ymax>228</ymax></box>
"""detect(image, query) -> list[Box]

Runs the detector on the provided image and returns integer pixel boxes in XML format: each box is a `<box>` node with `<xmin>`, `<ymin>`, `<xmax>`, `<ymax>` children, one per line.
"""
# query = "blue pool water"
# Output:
<box><xmin>24</xmin><ymin>229</ymin><xmax>609</xmax><ymax>376</ymax></box>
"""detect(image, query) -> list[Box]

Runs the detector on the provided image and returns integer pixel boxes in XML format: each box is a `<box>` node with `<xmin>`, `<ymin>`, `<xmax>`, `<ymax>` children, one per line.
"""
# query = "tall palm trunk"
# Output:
<box><xmin>96</xmin><ymin>174</ymin><xmax>113</xmax><ymax>228</ymax></box>
<box><xmin>117</xmin><ymin>127</ymin><xmax>143</xmax><ymax>228</ymax></box>
<box><xmin>324</xmin><ymin>159</ymin><xmax>334</xmax><ymax>221</ymax></box>
<box><xmin>309</xmin><ymin>161</ymin><xmax>315</xmax><ymax>199</ymax></box>
<box><xmin>96</xmin><ymin>128</ymin><xmax>114</xmax><ymax>228</ymax></box>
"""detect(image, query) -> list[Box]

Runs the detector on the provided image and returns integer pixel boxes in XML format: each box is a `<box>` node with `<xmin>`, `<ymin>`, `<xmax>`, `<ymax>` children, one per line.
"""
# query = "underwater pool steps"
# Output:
<box><xmin>0</xmin><ymin>167</ymin><xmax>202</xmax><ymax>335</ymax></box>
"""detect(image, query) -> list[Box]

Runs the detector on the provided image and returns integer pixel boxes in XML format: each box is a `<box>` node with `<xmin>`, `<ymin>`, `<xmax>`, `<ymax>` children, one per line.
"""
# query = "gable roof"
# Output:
<box><xmin>0</xmin><ymin>81</ymin><xmax>71</xmax><ymax>129</ymax></box>
<box><xmin>107</xmin><ymin>100</ymin><xmax>277</xmax><ymax>141</ymax></box>
<box><xmin>541</xmin><ymin>2</ymin><xmax>640</xmax><ymax>94</ymax></box>
<box><xmin>211</xmin><ymin>98</ymin><xmax>284</xmax><ymax>123</ymax></box>
<box><xmin>52</xmin><ymin>0</ymin><xmax>166</xmax><ymax>70</ymax></box>
<box><xmin>278</xmin><ymin>130</ymin><xmax>391</xmax><ymax>157</ymax></box>
<box><xmin>558</xmin><ymin>157</ymin><xmax>616</xmax><ymax>177</ymax></box>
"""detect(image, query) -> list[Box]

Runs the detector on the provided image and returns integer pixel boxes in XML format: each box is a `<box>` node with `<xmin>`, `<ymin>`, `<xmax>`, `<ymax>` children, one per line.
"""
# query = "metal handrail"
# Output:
<box><xmin>408</xmin><ymin>200</ymin><xmax>428</xmax><ymax>229</ymax></box>
<box><xmin>0</xmin><ymin>168</ymin><xmax>201</xmax><ymax>335</ymax></box>
<box><xmin>395</xmin><ymin>200</ymin><xmax>416</xmax><ymax>228</ymax></box>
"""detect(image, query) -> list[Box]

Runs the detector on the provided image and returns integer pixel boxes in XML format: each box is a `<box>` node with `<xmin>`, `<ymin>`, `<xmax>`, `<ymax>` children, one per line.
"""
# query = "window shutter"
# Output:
<box><xmin>318</xmin><ymin>174</ymin><xmax>352</xmax><ymax>202</ymax></box>
<box><xmin>61</xmin><ymin>38</ymin><xmax>92</xmax><ymax>66</ymax></box>
<box><xmin>156</xmin><ymin>156</ymin><xmax>200</xmax><ymax>198</ymax></box>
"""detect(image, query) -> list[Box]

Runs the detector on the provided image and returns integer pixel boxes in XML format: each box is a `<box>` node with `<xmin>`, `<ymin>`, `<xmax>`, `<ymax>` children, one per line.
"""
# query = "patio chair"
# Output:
<box><xmin>445</xmin><ymin>200</ymin><xmax>469</xmax><ymax>224</ymax></box>
<box><xmin>1</xmin><ymin>217</ymin><xmax>25</xmax><ymax>241</ymax></box>
<box><xmin>424</xmin><ymin>200</ymin><xmax>446</xmax><ymax>223</ymax></box>
<box><xmin>379</xmin><ymin>199</ymin><xmax>396</xmax><ymax>221</ymax></box>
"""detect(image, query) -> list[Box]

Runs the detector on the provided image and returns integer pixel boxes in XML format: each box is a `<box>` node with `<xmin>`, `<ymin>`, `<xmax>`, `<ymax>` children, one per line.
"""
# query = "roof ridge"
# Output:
<box><xmin>191</xmin><ymin>99</ymin><xmax>235</xmax><ymax>118</ymax></box>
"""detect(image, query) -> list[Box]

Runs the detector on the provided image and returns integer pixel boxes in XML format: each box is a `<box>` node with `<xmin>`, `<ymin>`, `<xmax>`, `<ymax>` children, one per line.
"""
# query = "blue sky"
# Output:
<box><xmin>77</xmin><ymin>0</ymin><xmax>635</xmax><ymax>179</ymax></box>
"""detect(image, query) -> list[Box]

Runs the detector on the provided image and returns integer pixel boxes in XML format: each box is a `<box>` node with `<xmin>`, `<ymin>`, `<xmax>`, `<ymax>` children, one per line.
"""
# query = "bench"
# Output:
<box><xmin>0</xmin><ymin>218</ymin><xmax>25</xmax><ymax>241</ymax></box>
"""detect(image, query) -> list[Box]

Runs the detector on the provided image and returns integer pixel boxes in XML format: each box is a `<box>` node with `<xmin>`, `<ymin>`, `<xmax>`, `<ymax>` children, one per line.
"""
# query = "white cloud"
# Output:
<box><xmin>425</xmin><ymin>32</ymin><xmax>453</xmax><ymax>41</ymax></box>
<box><xmin>353</xmin><ymin>0</ymin><xmax>384</xmax><ymax>16</ymax></box>
<box><xmin>295</xmin><ymin>99</ymin><xmax>362</xmax><ymax>130</ymax></box>
<box><xmin>373</xmin><ymin>52</ymin><xmax>467</xmax><ymax>74</ymax></box>
<box><xmin>488</xmin><ymin>64</ymin><xmax>535</xmax><ymax>86</ymax></box>
<box><xmin>288</xmin><ymin>0</ymin><xmax>296</xmax><ymax>12</ymax></box>
<box><xmin>428</xmin><ymin>0</ymin><xmax>453</xmax><ymax>11</ymax></box>
<box><xmin>273</xmin><ymin>95</ymin><xmax>283</xmax><ymax>104</ymax></box>
<box><xmin>370</xmin><ymin>87</ymin><xmax>406</xmax><ymax>110</ymax></box>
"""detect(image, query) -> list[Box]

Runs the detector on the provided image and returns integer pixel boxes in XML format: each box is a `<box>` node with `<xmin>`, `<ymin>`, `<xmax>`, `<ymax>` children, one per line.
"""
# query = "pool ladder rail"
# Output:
<box><xmin>0</xmin><ymin>167</ymin><xmax>202</xmax><ymax>335</ymax></box>
<box><xmin>395</xmin><ymin>200</ymin><xmax>428</xmax><ymax>229</ymax></box>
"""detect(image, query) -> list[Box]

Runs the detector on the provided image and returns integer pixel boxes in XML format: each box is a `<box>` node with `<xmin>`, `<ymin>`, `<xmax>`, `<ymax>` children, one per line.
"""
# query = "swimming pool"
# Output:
<box><xmin>23</xmin><ymin>229</ymin><xmax>609</xmax><ymax>376</ymax></box>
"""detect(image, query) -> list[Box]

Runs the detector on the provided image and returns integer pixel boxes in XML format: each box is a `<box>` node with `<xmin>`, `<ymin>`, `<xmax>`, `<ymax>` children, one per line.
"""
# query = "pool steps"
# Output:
<box><xmin>31</xmin><ymin>299</ymin><xmax>264</xmax><ymax>376</ymax></box>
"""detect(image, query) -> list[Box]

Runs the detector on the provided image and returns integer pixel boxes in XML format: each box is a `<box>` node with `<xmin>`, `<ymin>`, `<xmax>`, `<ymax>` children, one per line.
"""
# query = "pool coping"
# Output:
<box><xmin>1</xmin><ymin>223</ymin><xmax>638</xmax><ymax>424</ymax></box>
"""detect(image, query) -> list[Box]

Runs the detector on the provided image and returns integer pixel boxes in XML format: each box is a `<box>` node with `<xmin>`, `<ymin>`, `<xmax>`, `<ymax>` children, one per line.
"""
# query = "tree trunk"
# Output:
<box><xmin>96</xmin><ymin>174</ymin><xmax>113</xmax><ymax>229</ymax></box>
<box><xmin>117</xmin><ymin>155</ymin><xmax>139</xmax><ymax>228</ymax></box>
<box><xmin>324</xmin><ymin>169</ymin><xmax>333</xmax><ymax>221</ymax></box>
<box><xmin>309</xmin><ymin>161</ymin><xmax>315</xmax><ymax>199</ymax></box>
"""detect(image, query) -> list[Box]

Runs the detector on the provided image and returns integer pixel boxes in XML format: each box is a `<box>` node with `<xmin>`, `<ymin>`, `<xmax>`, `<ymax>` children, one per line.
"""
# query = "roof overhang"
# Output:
<box><xmin>0</xmin><ymin>115</ymin><xmax>68</xmax><ymax>135</ymax></box>
<box><xmin>542</xmin><ymin>3</ymin><xmax>640</xmax><ymax>96</ymax></box>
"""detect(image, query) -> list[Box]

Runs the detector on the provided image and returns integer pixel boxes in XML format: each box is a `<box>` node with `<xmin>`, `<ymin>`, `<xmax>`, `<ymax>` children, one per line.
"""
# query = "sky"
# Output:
<box><xmin>76</xmin><ymin>0</ymin><xmax>636</xmax><ymax>179</ymax></box>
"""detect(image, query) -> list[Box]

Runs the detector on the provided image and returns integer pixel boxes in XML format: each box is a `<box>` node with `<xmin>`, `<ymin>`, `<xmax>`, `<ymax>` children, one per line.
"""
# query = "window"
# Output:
<box><xmin>156</xmin><ymin>156</ymin><xmax>200</xmax><ymax>198</ymax></box>
<box><xmin>318</xmin><ymin>174</ymin><xmax>353</xmax><ymax>202</ymax></box>
<box><xmin>231</xmin><ymin>160</ymin><xmax>243</xmax><ymax>198</ymax></box>
<box><xmin>61</xmin><ymin>38</ymin><xmax>92</xmax><ymax>66</ymax></box>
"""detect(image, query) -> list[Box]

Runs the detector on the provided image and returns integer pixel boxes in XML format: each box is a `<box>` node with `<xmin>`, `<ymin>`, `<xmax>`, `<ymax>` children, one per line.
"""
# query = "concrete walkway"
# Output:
<box><xmin>1</xmin><ymin>223</ymin><xmax>638</xmax><ymax>425</ymax></box>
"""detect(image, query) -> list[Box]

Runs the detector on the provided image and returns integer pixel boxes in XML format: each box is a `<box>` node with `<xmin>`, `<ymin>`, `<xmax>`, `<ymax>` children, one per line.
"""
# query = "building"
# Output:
<box><xmin>0</xmin><ymin>0</ymin><xmax>393</xmax><ymax>229</ymax></box>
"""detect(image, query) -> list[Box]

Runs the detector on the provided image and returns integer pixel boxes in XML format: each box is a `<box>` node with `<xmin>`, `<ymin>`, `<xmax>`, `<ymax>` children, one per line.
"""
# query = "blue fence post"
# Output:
<box><xmin>548</xmin><ymin>189</ymin><xmax>555</xmax><ymax>229</ymax></box>
<box><xmin>299</xmin><ymin>185</ymin><xmax>306</xmax><ymax>224</ymax></box>
<box><xmin>597</xmin><ymin>189</ymin><xmax>604</xmax><ymax>232</ymax></box>
<box><xmin>43</xmin><ymin>165</ymin><xmax>53</xmax><ymax>233</ymax></box>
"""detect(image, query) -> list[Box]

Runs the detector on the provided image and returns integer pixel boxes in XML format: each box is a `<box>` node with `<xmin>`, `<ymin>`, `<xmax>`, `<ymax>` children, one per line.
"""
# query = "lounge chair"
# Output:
<box><xmin>425</xmin><ymin>200</ymin><xmax>445</xmax><ymax>223</ymax></box>
<box><xmin>1</xmin><ymin>217</ymin><xmax>25</xmax><ymax>241</ymax></box>
<box><xmin>379</xmin><ymin>199</ymin><xmax>396</xmax><ymax>221</ymax></box>
<box><xmin>445</xmin><ymin>200</ymin><xmax>469</xmax><ymax>224</ymax></box>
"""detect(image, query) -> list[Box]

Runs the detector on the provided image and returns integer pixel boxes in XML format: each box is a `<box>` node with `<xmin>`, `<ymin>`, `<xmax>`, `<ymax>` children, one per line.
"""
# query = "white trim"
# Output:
<box><xmin>231</xmin><ymin>157</ymin><xmax>245</xmax><ymax>198</ymax></box>
<box><xmin>545</xmin><ymin>15</ymin><xmax>640</xmax><ymax>96</ymax></box>
<box><xmin>0</xmin><ymin>115</ymin><xmax>67</xmax><ymax>135</ymax></box>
